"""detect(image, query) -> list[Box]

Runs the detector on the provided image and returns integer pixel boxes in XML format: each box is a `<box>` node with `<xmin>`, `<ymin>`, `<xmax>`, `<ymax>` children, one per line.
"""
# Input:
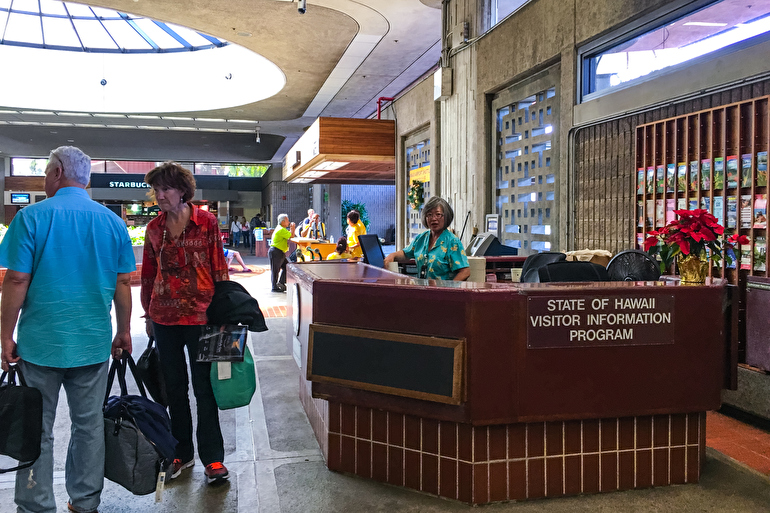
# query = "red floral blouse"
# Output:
<box><xmin>141</xmin><ymin>205</ymin><xmax>229</xmax><ymax>325</ymax></box>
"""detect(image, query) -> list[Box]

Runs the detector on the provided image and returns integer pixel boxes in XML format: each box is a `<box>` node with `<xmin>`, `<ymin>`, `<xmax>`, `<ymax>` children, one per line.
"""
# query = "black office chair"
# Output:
<box><xmin>520</xmin><ymin>251</ymin><xmax>567</xmax><ymax>283</ymax></box>
<box><xmin>538</xmin><ymin>261</ymin><xmax>610</xmax><ymax>283</ymax></box>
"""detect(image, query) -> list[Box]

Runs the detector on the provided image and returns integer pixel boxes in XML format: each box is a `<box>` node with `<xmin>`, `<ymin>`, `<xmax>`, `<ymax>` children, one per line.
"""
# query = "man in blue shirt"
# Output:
<box><xmin>0</xmin><ymin>146</ymin><xmax>135</xmax><ymax>513</ymax></box>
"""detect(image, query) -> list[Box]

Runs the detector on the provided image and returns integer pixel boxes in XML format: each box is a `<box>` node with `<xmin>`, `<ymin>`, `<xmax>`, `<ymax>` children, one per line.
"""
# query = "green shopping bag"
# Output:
<box><xmin>210</xmin><ymin>346</ymin><xmax>256</xmax><ymax>410</ymax></box>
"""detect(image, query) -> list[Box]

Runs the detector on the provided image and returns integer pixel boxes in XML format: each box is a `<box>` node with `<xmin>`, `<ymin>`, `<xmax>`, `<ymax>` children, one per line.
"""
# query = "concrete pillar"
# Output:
<box><xmin>326</xmin><ymin>184</ymin><xmax>342</xmax><ymax>240</ymax></box>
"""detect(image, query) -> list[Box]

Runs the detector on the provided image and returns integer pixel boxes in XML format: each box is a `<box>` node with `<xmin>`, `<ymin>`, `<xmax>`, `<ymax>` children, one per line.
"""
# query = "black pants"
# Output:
<box><xmin>153</xmin><ymin>322</ymin><xmax>224</xmax><ymax>466</ymax></box>
<box><xmin>268</xmin><ymin>246</ymin><xmax>287</xmax><ymax>289</ymax></box>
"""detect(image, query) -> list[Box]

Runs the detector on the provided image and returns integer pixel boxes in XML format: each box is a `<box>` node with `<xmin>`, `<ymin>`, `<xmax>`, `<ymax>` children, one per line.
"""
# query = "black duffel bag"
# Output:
<box><xmin>103</xmin><ymin>354</ymin><xmax>177</xmax><ymax>495</ymax></box>
<box><xmin>0</xmin><ymin>365</ymin><xmax>42</xmax><ymax>473</ymax></box>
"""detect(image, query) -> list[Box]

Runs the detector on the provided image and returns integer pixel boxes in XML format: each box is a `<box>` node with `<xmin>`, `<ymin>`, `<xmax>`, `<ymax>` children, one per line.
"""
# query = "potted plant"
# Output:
<box><xmin>644</xmin><ymin>209</ymin><xmax>749</xmax><ymax>283</ymax></box>
<box><xmin>127</xmin><ymin>225</ymin><xmax>146</xmax><ymax>264</ymax></box>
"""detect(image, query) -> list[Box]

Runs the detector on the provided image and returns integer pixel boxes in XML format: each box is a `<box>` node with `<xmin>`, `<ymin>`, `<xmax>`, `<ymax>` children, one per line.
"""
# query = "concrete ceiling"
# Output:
<box><xmin>0</xmin><ymin>0</ymin><xmax>441</xmax><ymax>164</ymax></box>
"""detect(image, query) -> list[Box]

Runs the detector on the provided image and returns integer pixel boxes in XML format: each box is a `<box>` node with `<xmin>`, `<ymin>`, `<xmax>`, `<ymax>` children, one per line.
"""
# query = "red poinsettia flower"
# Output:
<box><xmin>646</xmin><ymin>209</ymin><xmax>749</xmax><ymax>267</ymax></box>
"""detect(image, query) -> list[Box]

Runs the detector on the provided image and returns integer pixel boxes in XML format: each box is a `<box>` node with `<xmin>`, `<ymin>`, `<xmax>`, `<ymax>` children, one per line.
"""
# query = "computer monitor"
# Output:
<box><xmin>10</xmin><ymin>193</ymin><xmax>30</xmax><ymax>205</ymax></box>
<box><xmin>358</xmin><ymin>234</ymin><xmax>385</xmax><ymax>268</ymax></box>
<box><xmin>467</xmin><ymin>232</ymin><xmax>518</xmax><ymax>256</ymax></box>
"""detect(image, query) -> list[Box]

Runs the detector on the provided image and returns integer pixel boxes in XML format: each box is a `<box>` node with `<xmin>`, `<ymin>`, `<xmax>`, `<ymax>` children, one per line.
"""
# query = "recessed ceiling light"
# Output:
<box><xmin>237</xmin><ymin>32</ymin><xmax>252</xmax><ymax>37</ymax></box>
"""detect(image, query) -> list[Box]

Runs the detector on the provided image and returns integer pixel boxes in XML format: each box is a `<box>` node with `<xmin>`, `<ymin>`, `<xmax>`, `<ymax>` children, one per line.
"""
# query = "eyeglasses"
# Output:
<box><xmin>426</xmin><ymin>212</ymin><xmax>444</xmax><ymax>220</ymax></box>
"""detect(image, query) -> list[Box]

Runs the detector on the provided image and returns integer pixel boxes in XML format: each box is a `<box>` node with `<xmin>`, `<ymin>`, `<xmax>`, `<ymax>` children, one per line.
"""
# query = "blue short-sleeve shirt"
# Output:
<box><xmin>0</xmin><ymin>187</ymin><xmax>136</xmax><ymax>368</ymax></box>
<box><xmin>402</xmin><ymin>229</ymin><xmax>469</xmax><ymax>281</ymax></box>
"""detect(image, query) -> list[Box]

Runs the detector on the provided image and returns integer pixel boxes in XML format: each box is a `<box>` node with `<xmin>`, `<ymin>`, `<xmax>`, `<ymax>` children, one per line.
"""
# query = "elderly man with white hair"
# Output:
<box><xmin>268</xmin><ymin>213</ymin><xmax>295</xmax><ymax>292</ymax></box>
<box><xmin>0</xmin><ymin>146</ymin><xmax>135</xmax><ymax>513</ymax></box>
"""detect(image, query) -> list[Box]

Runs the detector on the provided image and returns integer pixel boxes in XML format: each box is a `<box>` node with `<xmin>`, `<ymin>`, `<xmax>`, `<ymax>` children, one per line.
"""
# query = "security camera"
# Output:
<box><xmin>297</xmin><ymin>0</ymin><xmax>306</xmax><ymax>14</ymax></box>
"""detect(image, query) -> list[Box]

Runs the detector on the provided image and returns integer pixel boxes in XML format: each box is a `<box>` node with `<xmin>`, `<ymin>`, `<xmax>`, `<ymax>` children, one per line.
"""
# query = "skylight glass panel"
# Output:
<box><xmin>0</xmin><ymin>0</ymin><xmax>12</xmax><ymax>10</ymax></box>
<box><xmin>63</xmin><ymin>3</ymin><xmax>96</xmax><ymax>17</ymax></box>
<box><xmin>133</xmin><ymin>18</ymin><xmax>184</xmax><ymax>49</ymax></box>
<box><xmin>72</xmin><ymin>18</ymin><xmax>117</xmax><ymax>50</ymax></box>
<box><xmin>12</xmin><ymin>0</ymin><xmax>40</xmax><ymax>13</ymax></box>
<box><xmin>0</xmin><ymin>10</ymin><xmax>9</xmax><ymax>32</ymax></box>
<box><xmin>43</xmin><ymin>16</ymin><xmax>82</xmax><ymax>47</ymax></box>
<box><xmin>167</xmin><ymin>23</ymin><xmax>214</xmax><ymax>47</ymax></box>
<box><xmin>39</xmin><ymin>0</ymin><xmax>68</xmax><ymax>15</ymax></box>
<box><xmin>5</xmin><ymin>12</ymin><xmax>42</xmax><ymax>45</ymax></box>
<box><xmin>101</xmin><ymin>19</ymin><xmax>152</xmax><ymax>50</ymax></box>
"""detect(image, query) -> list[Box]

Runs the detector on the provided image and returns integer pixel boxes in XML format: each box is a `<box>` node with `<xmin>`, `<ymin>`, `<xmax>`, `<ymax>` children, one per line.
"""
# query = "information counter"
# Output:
<box><xmin>287</xmin><ymin>261</ymin><xmax>730</xmax><ymax>504</ymax></box>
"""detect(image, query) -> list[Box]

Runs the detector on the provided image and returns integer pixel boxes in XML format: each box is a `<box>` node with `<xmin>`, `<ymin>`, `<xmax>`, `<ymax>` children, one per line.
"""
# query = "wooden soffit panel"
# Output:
<box><xmin>283</xmin><ymin>117</ymin><xmax>395</xmax><ymax>185</ymax></box>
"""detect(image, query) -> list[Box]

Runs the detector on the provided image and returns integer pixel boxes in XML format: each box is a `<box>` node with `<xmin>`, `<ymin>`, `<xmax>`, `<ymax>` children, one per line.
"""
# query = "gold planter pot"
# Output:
<box><xmin>678</xmin><ymin>253</ymin><xmax>708</xmax><ymax>283</ymax></box>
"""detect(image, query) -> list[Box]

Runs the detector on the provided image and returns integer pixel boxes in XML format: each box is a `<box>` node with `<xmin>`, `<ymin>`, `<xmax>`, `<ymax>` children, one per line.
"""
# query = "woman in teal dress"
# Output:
<box><xmin>384</xmin><ymin>196</ymin><xmax>470</xmax><ymax>281</ymax></box>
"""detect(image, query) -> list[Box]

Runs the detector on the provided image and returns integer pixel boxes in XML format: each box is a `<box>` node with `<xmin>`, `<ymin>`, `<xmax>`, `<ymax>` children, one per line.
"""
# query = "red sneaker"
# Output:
<box><xmin>170</xmin><ymin>458</ymin><xmax>194</xmax><ymax>479</ymax></box>
<box><xmin>205</xmin><ymin>461</ymin><xmax>230</xmax><ymax>484</ymax></box>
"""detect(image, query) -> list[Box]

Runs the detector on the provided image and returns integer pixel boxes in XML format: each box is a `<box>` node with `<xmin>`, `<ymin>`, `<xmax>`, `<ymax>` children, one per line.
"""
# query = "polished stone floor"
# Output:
<box><xmin>2</xmin><ymin>254</ymin><xmax>770</xmax><ymax>512</ymax></box>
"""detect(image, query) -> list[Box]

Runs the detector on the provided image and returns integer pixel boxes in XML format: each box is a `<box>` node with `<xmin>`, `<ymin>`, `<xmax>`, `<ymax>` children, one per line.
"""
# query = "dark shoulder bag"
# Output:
<box><xmin>0</xmin><ymin>365</ymin><xmax>43</xmax><ymax>473</ymax></box>
<box><xmin>135</xmin><ymin>337</ymin><xmax>167</xmax><ymax>407</ymax></box>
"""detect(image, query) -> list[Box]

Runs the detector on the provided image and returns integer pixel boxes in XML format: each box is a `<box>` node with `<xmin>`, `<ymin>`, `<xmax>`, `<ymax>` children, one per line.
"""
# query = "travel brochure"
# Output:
<box><xmin>639</xmin><ymin>150</ymin><xmax>770</xmax><ymax>277</ymax></box>
<box><xmin>755</xmin><ymin>237</ymin><xmax>766</xmax><ymax>272</ymax></box>
<box><xmin>677</xmin><ymin>162</ymin><xmax>687</xmax><ymax>192</ymax></box>
<box><xmin>741</xmin><ymin>154</ymin><xmax>753</xmax><ymax>188</ymax></box>
<box><xmin>667</xmin><ymin>163</ymin><xmax>676</xmax><ymax>193</ymax></box>
<box><xmin>741</xmin><ymin>195</ymin><xmax>753</xmax><ymax>229</ymax></box>
<box><xmin>754</xmin><ymin>194</ymin><xmax>767</xmax><ymax>229</ymax></box>
<box><xmin>727</xmin><ymin>196</ymin><xmax>738</xmax><ymax>229</ymax></box>
<box><xmin>713</xmin><ymin>157</ymin><xmax>724</xmax><ymax>189</ymax></box>
<box><xmin>759</xmin><ymin>151</ymin><xmax>768</xmax><ymax>186</ymax></box>
<box><xmin>656</xmin><ymin>165</ymin><xmax>665</xmax><ymax>194</ymax></box>
<box><xmin>689</xmin><ymin>161</ymin><xmax>699</xmax><ymax>192</ymax></box>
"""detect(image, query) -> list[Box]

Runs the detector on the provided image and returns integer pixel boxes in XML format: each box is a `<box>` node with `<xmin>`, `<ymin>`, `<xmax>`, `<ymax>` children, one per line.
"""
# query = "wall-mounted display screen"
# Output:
<box><xmin>11</xmin><ymin>193</ymin><xmax>30</xmax><ymax>204</ymax></box>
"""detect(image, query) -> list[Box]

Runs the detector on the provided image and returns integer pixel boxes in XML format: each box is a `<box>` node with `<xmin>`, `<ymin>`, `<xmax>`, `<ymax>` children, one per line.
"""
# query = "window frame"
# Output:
<box><xmin>577</xmin><ymin>0</ymin><xmax>770</xmax><ymax>103</ymax></box>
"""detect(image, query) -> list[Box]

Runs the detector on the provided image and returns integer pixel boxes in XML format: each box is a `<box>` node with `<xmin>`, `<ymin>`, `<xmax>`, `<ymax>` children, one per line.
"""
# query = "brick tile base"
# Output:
<box><xmin>299</xmin><ymin>377</ymin><xmax>705</xmax><ymax>505</ymax></box>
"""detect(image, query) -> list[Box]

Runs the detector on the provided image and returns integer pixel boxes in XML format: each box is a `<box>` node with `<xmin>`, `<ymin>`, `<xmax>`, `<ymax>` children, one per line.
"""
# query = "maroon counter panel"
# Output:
<box><xmin>288</xmin><ymin>262</ymin><xmax>726</xmax><ymax>505</ymax></box>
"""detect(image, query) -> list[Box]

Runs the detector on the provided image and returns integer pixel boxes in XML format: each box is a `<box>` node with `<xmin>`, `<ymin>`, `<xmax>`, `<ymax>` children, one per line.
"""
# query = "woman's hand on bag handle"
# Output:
<box><xmin>145</xmin><ymin>317</ymin><xmax>154</xmax><ymax>337</ymax></box>
<box><xmin>1</xmin><ymin>336</ymin><xmax>19</xmax><ymax>372</ymax></box>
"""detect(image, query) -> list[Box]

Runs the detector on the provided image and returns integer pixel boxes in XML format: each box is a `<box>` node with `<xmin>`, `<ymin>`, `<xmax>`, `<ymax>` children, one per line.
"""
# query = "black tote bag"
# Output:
<box><xmin>135</xmin><ymin>337</ymin><xmax>167</xmax><ymax>407</ymax></box>
<box><xmin>0</xmin><ymin>365</ymin><xmax>43</xmax><ymax>473</ymax></box>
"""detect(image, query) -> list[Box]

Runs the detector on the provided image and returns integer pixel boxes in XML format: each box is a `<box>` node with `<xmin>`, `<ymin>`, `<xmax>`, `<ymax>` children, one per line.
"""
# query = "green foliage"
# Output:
<box><xmin>127</xmin><ymin>225</ymin><xmax>146</xmax><ymax>246</ymax></box>
<box><xmin>341</xmin><ymin>200</ymin><xmax>369</xmax><ymax>234</ymax></box>
<box><xmin>408</xmin><ymin>180</ymin><xmax>424</xmax><ymax>210</ymax></box>
<box><xmin>221</xmin><ymin>164</ymin><xmax>270</xmax><ymax>177</ymax></box>
<box><xmin>647</xmin><ymin>242</ymin><xmax>676</xmax><ymax>275</ymax></box>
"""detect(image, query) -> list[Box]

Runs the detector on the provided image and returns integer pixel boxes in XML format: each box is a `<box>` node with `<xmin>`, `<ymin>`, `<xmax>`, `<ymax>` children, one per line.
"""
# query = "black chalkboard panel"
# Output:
<box><xmin>308</xmin><ymin>324</ymin><xmax>463</xmax><ymax>404</ymax></box>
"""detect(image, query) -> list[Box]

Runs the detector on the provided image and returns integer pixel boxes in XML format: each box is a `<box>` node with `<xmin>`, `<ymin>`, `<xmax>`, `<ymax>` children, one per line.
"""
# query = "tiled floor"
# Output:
<box><xmin>707</xmin><ymin>410</ymin><xmax>770</xmax><ymax>475</ymax></box>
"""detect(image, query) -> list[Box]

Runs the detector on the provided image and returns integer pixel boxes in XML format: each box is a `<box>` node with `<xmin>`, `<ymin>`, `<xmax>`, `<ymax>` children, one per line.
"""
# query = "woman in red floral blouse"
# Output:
<box><xmin>140</xmin><ymin>162</ymin><xmax>231</xmax><ymax>484</ymax></box>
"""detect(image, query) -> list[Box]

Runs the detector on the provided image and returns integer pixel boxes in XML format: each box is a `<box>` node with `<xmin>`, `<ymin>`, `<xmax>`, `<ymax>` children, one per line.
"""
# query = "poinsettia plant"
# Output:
<box><xmin>644</xmin><ymin>209</ymin><xmax>749</xmax><ymax>269</ymax></box>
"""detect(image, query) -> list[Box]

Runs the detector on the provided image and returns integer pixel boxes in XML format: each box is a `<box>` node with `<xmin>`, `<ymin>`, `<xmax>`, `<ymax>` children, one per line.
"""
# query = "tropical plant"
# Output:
<box><xmin>341</xmin><ymin>200</ymin><xmax>369</xmax><ymax>234</ymax></box>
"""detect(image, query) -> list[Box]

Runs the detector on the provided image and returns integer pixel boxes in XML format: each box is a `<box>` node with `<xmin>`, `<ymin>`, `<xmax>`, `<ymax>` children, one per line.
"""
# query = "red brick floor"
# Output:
<box><xmin>261</xmin><ymin>305</ymin><xmax>287</xmax><ymax>318</ymax></box>
<box><xmin>707</xmin><ymin>410</ymin><xmax>770</xmax><ymax>474</ymax></box>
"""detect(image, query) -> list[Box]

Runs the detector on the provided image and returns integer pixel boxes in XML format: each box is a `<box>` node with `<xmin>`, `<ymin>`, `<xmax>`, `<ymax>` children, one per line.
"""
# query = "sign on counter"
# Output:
<box><xmin>527</xmin><ymin>294</ymin><xmax>675</xmax><ymax>348</ymax></box>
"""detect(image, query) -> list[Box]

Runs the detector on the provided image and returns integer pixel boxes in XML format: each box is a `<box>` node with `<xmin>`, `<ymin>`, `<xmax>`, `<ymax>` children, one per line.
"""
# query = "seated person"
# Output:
<box><xmin>326</xmin><ymin>239</ymin><xmax>352</xmax><ymax>260</ymax></box>
<box><xmin>300</xmin><ymin>212</ymin><xmax>326</xmax><ymax>239</ymax></box>
<box><xmin>224</xmin><ymin>248</ymin><xmax>252</xmax><ymax>273</ymax></box>
<box><xmin>384</xmin><ymin>196</ymin><xmax>470</xmax><ymax>281</ymax></box>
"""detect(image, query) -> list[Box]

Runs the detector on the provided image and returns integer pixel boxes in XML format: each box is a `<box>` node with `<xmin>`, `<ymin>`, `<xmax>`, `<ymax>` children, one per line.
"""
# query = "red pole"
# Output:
<box><xmin>376</xmin><ymin>97</ymin><xmax>395</xmax><ymax>119</ymax></box>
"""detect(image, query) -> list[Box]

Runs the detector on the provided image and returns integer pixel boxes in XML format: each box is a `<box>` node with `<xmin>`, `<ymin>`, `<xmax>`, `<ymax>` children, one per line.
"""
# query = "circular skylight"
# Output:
<box><xmin>0</xmin><ymin>0</ymin><xmax>285</xmax><ymax>112</ymax></box>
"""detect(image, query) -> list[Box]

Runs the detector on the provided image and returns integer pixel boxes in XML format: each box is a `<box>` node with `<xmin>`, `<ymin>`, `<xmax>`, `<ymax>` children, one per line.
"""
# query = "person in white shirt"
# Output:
<box><xmin>230</xmin><ymin>217</ymin><xmax>241</xmax><ymax>247</ymax></box>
